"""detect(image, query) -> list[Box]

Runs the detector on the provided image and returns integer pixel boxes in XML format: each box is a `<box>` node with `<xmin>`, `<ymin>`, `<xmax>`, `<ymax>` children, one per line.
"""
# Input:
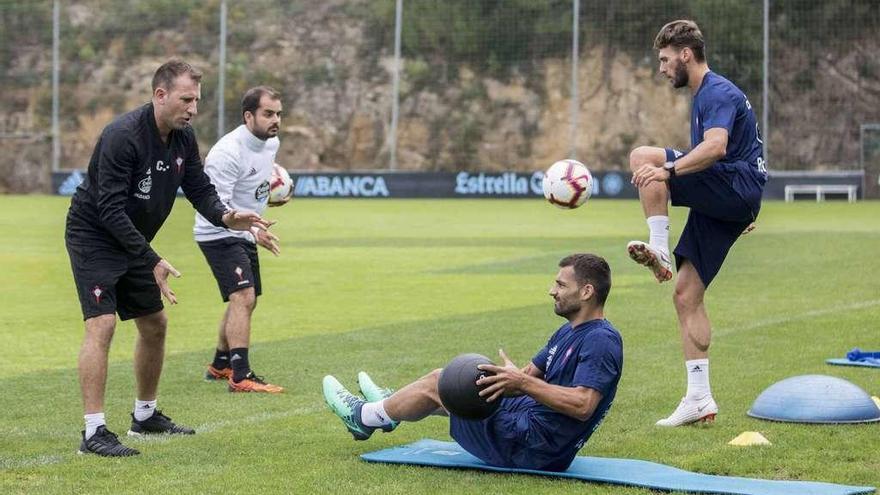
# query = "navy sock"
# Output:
<box><xmin>230</xmin><ymin>348</ymin><xmax>250</xmax><ymax>382</ymax></box>
<box><xmin>212</xmin><ymin>349</ymin><xmax>230</xmax><ymax>370</ymax></box>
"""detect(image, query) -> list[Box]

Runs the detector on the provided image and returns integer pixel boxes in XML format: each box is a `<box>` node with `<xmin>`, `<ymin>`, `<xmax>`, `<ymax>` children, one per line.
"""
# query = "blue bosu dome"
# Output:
<box><xmin>748</xmin><ymin>374</ymin><xmax>880</xmax><ymax>424</ymax></box>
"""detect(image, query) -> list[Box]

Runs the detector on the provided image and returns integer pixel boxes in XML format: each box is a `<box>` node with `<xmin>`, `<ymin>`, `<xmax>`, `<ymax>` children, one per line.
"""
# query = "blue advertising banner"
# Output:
<box><xmin>51</xmin><ymin>170</ymin><xmax>637</xmax><ymax>199</ymax></box>
<box><xmin>287</xmin><ymin>171</ymin><xmax>636</xmax><ymax>199</ymax></box>
<box><xmin>51</xmin><ymin>169</ymin><xmax>863</xmax><ymax>200</ymax></box>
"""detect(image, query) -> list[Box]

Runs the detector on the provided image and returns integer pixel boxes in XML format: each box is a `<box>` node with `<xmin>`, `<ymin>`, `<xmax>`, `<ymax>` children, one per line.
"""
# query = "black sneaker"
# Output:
<box><xmin>128</xmin><ymin>410</ymin><xmax>195</xmax><ymax>436</ymax></box>
<box><xmin>78</xmin><ymin>426</ymin><xmax>140</xmax><ymax>457</ymax></box>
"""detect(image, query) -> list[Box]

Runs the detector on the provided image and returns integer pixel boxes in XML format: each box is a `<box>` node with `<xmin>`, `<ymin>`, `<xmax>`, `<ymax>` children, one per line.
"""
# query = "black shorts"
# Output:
<box><xmin>197</xmin><ymin>237</ymin><xmax>261</xmax><ymax>302</ymax></box>
<box><xmin>66</xmin><ymin>239</ymin><xmax>163</xmax><ymax>321</ymax></box>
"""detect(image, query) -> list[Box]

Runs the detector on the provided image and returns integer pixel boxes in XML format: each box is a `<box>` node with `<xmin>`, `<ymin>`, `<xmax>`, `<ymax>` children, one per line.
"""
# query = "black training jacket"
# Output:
<box><xmin>66</xmin><ymin>103</ymin><xmax>227</xmax><ymax>268</ymax></box>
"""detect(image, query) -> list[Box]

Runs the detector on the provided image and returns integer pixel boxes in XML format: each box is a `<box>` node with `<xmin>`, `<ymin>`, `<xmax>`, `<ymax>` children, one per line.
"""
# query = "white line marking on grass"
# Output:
<box><xmin>3</xmin><ymin>406</ymin><xmax>322</xmax><ymax>468</ymax></box>
<box><xmin>196</xmin><ymin>405</ymin><xmax>322</xmax><ymax>434</ymax></box>
<box><xmin>0</xmin><ymin>455</ymin><xmax>63</xmax><ymax>469</ymax></box>
<box><xmin>126</xmin><ymin>405</ymin><xmax>323</xmax><ymax>445</ymax></box>
<box><xmin>714</xmin><ymin>299</ymin><xmax>880</xmax><ymax>339</ymax></box>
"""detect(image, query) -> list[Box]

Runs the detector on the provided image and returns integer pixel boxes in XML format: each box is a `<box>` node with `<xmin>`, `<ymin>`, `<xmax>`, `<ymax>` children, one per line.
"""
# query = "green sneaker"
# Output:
<box><xmin>322</xmin><ymin>375</ymin><xmax>375</xmax><ymax>441</ymax></box>
<box><xmin>358</xmin><ymin>371</ymin><xmax>398</xmax><ymax>431</ymax></box>
<box><xmin>357</xmin><ymin>371</ymin><xmax>394</xmax><ymax>401</ymax></box>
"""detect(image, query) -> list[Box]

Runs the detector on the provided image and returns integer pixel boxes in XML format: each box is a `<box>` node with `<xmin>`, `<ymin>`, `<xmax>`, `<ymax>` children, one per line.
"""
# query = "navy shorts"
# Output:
<box><xmin>449</xmin><ymin>396</ymin><xmax>570</xmax><ymax>472</ymax></box>
<box><xmin>66</xmin><ymin>240</ymin><xmax>163</xmax><ymax>321</ymax></box>
<box><xmin>197</xmin><ymin>237</ymin><xmax>262</xmax><ymax>302</ymax></box>
<box><xmin>666</xmin><ymin>148</ymin><xmax>762</xmax><ymax>287</ymax></box>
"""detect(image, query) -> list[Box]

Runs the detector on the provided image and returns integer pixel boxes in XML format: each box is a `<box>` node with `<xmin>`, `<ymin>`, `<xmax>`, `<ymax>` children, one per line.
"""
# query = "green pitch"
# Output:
<box><xmin>1</xmin><ymin>196</ymin><xmax>878</xmax><ymax>494</ymax></box>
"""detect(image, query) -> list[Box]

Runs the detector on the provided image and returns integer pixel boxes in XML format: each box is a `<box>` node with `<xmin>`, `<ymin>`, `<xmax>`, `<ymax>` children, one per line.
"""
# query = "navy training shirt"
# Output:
<box><xmin>527</xmin><ymin>318</ymin><xmax>623</xmax><ymax>471</ymax></box>
<box><xmin>692</xmin><ymin>72</ymin><xmax>767</xmax><ymax>179</ymax></box>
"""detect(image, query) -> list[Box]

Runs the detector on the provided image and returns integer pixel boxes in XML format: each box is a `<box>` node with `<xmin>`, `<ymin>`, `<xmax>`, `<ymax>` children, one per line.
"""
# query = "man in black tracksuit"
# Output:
<box><xmin>65</xmin><ymin>60</ymin><xmax>271</xmax><ymax>457</ymax></box>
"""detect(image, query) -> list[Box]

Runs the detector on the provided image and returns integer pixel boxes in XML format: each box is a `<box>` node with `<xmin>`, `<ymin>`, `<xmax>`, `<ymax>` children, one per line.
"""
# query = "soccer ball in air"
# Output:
<box><xmin>542</xmin><ymin>159</ymin><xmax>593</xmax><ymax>209</ymax></box>
<box><xmin>268</xmin><ymin>164</ymin><xmax>293</xmax><ymax>205</ymax></box>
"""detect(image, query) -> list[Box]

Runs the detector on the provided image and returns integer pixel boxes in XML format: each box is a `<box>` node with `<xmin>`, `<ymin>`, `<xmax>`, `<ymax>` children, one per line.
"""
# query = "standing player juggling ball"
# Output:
<box><xmin>627</xmin><ymin>20</ymin><xmax>767</xmax><ymax>426</ymax></box>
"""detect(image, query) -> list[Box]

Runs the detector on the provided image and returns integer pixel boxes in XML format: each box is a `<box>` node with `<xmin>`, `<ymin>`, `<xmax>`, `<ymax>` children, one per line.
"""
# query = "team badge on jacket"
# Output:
<box><xmin>138</xmin><ymin>168</ymin><xmax>152</xmax><ymax>194</ymax></box>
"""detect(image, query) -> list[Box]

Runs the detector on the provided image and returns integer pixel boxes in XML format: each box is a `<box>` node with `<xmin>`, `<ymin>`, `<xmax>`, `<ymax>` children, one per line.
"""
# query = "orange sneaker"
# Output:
<box><xmin>228</xmin><ymin>372</ymin><xmax>284</xmax><ymax>394</ymax></box>
<box><xmin>205</xmin><ymin>365</ymin><xmax>233</xmax><ymax>381</ymax></box>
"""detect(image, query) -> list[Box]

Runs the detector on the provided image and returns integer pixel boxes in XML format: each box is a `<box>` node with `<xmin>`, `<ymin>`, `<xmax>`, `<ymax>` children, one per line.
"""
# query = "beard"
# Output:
<box><xmin>672</xmin><ymin>60</ymin><xmax>689</xmax><ymax>88</ymax></box>
<box><xmin>553</xmin><ymin>300</ymin><xmax>580</xmax><ymax>319</ymax></box>
<box><xmin>252</xmin><ymin>124</ymin><xmax>279</xmax><ymax>141</ymax></box>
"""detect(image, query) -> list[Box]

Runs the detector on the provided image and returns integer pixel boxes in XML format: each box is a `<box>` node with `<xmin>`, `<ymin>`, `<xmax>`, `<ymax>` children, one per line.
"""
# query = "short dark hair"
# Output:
<box><xmin>151</xmin><ymin>59</ymin><xmax>202</xmax><ymax>92</ymax></box>
<box><xmin>654</xmin><ymin>20</ymin><xmax>706</xmax><ymax>63</ymax></box>
<box><xmin>558</xmin><ymin>253</ymin><xmax>611</xmax><ymax>306</ymax></box>
<box><xmin>241</xmin><ymin>86</ymin><xmax>282</xmax><ymax>122</ymax></box>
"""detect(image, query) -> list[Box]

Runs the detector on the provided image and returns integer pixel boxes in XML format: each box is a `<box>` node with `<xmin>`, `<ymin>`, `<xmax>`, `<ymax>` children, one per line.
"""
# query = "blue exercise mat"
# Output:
<box><xmin>361</xmin><ymin>439</ymin><xmax>875</xmax><ymax>495</ymax></box>
<box><xmin>827</xmin><ymin>349</ymin><xmax>880</xmax><ymax>368</ymax></box>
<box><xmin>827</xmin><ymin>358</ymin><xmax>880</xmax><ymax>368</ymax></box>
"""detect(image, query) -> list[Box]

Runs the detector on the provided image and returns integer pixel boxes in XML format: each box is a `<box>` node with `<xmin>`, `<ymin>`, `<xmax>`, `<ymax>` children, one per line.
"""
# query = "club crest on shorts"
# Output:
<box><xmin>234</xmin><ymin>266</ymin><xmax>250</xmax><ymax>286</ymax></box>
<box><xmin>92</xmin><ymin>285</ymin><xmax>103</xmax><ymax>304</ymax></box>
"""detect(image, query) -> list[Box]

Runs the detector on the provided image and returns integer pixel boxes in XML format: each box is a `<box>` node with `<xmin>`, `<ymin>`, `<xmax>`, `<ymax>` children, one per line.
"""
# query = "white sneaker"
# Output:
<box><xmin>627</xmin><ymin>241</ymin><xmax>673</xmax><ymax>283</ymax></box>
<box><xmin>655</xmin><ymin>395</ymin><xmax>718</xmax><ymax>427</ymax></box>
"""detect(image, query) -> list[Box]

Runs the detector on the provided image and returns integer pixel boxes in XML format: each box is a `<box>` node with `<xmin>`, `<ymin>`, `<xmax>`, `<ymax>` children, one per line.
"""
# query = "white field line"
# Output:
<box><xmin>712</xmin><ymin>299</ymin><xmax>880</xmax><ymax>339</ymax></box>
<box><xmin>0</xmin><ymin>455</ymin><xmax>64</xmax><ymax>470</ymax></box>
<box><xmin>1</xmin><ymin>405</ymin><xmax>322</xmax><ymax>470</ymax></box>
<box><xmin>192</xmin><ymin>405</ymin><xmax>323</xmax><ymax>435</ymax></box>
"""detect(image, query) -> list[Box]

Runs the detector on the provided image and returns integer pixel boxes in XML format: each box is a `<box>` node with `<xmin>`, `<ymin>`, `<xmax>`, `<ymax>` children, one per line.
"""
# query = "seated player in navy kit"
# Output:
<box><xmin>627</xmin><ymin>20</ymin><xmax>767</xmax><ymax>426</ymax></box>
<box><xmin>323</xmin><ymin>254</ymin><xmax>623</xmax><ymax>472</ymax></box>
<box><xmin>65</xmin><ymin>60</ymin><xmax>271</xmax><ymax>457</ymax></box>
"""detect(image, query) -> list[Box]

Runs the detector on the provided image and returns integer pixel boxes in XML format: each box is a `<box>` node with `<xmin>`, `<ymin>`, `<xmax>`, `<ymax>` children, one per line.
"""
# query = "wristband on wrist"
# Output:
<box><xmin>663</xmin><ymin>161</ymin><xmax>677</xmax><ymax>178</ymax></box>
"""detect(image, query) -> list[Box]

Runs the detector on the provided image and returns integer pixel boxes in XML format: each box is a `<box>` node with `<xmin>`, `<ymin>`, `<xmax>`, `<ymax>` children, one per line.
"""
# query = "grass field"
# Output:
<box><xmin>1</xmin><ymin>195</ymin><xmax>878</xmax><ymax>494</ymax></box>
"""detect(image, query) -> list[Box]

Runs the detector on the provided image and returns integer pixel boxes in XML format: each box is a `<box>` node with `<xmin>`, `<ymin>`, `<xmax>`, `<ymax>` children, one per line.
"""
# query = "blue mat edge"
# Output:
<box><xmin>826</xmin><ymin>358</ymin><xmax>880</xmax><ymax>368</ymax></box>
<box><xmin>360</xmin><ymin>439</ymin><xmax>876</xmax><ymax>495</ymax></box>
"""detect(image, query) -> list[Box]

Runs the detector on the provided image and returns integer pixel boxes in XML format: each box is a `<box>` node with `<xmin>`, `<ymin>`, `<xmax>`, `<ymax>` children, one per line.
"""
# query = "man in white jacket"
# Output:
<box><xmin>195</xmin><ymin>86</ymin><xmax>287</xmax><ymax>393</ymax></box>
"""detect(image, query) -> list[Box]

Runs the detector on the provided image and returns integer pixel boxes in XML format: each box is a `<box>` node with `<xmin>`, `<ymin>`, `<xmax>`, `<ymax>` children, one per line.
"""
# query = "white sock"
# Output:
<box><xmin>685</xmin><ymin>359</ymin><xmax>711</xmax><ymax>399</ymax></box>
<box><xmin>84</xmin><ymin>412</ymin><xmax>106</xmax><ymax>439</ymax></box>
<box><xmin>647</xmin><ymin>215</ymin><xmax>670</xmax><ymax>254</ymax></box>
<box><xmin>361</xmin><ymin>400</ymin><xmax>394</xmax><ymax>427</ymax></box>
<box><xmin>133</xmin><ymin>399</ymin><xmax>157</xmax><ymax>422</ymax></box>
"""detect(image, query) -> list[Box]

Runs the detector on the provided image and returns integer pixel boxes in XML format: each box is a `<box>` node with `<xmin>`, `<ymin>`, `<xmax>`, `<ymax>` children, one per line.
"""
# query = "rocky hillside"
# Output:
<box><xmin>1</xmin><ymin>0</ymin><xmax>877</xmax><ymax>192</ymax></box>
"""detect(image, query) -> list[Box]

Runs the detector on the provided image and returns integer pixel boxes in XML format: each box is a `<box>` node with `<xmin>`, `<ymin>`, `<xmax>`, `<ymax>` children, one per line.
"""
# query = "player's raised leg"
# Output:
<box><xmin>656</xmin><ymin>260</ymin><xmax>718</xmax><ymax>426</ymax></box>
<box><xmin>627</xmin><ymin>146</ymin><xmax>673</xmax><ymax>282</ymax></box>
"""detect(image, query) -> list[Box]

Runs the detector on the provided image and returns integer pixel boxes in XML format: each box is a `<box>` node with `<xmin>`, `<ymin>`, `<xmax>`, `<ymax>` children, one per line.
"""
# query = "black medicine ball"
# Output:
<box><xmin>438</xmin><ymin>353</ymin><xmax>501</xmax><ymax>420</ymax></box>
